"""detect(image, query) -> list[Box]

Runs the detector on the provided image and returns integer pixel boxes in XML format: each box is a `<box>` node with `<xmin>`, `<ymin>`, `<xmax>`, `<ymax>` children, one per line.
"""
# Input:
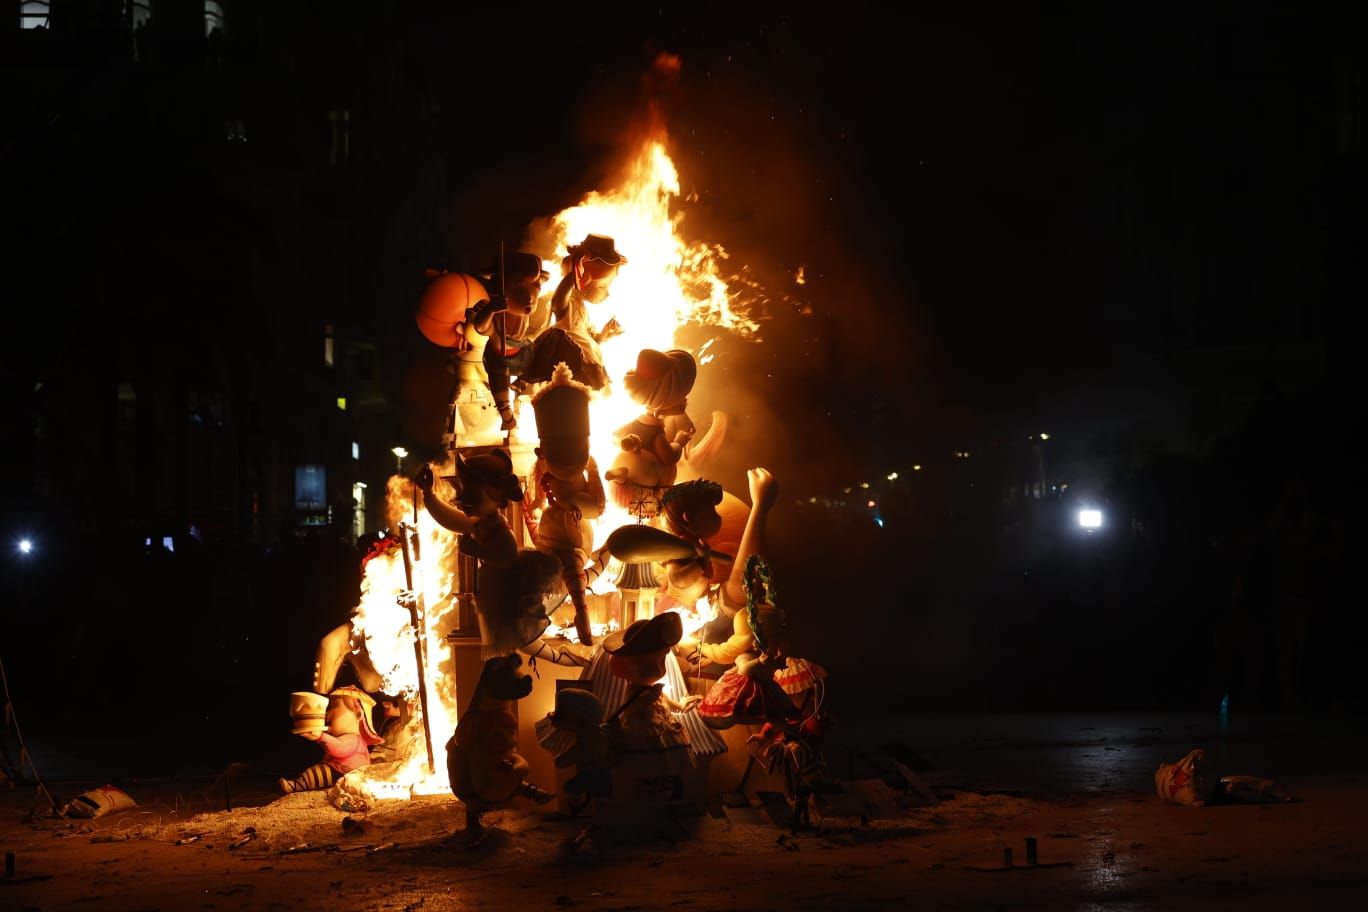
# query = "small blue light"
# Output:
<box><xmin>18</xmin><ymin>539</ymin><xmax>33</xmax><ymax>555</ymax></box>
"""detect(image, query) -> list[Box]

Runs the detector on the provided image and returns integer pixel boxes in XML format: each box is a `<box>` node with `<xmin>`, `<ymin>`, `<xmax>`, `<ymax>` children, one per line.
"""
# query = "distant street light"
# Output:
<box><xmin>1078</xmin><ymin>509</ymin><xmax>1103</xmax><ymax>530</ymax></box>
<box><xmin>17</xmin><ymin>538</ymin><xmax>33</xmax><ymax>556</ymax></box>
<box><xmin>391</xmin><ymin>446</ymin><xmax>409</xmax><ymax>474</ymax></box>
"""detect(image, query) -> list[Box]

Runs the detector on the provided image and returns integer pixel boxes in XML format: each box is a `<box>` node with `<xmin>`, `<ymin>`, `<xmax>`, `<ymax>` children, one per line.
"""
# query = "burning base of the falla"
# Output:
<box><xmin>289</xmin><ymin>451</ymin><xmax>829</xmax><ymax>835</ymax></box>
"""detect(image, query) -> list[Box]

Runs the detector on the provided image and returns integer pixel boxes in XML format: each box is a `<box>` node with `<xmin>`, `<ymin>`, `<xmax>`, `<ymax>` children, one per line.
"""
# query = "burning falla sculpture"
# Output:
<box><xmin>601</xmin><ymin>467</ymin><xmax>778</xmax><ymax>628</ymax></box>
<box><xmin>447</xmin><ymin>654</ymin><xmax>554</xmax><ymax>841</ymax></box>
<box><xmin>528</xmin><ymin>363</ymin><xmax>605</xmax><ymax>645</ymax></box>
<box><xmin>416</xmin><ymin>237</ymin><xmax>625</xmax><ymax>438</ymax></box>
<box><xmin>606</xmin><ymin>349</ymin><xmax>698</xmax><ymax>518</ymax></box>
<box><xmin>602</xmin><ymin>612</ymin><xmax>700</xmax><ymax>786</ymax></box>
<box><xmin>417</xmin><ymin>452</ymin><xmax>561</xmax><ymax>655</ymax></box>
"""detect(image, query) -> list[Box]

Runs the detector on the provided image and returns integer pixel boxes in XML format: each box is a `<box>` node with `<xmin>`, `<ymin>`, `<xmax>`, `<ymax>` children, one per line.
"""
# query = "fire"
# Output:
<box><xmin>344</xmin><ymin>475</ymin><xmax>461</xmax><ymax>799</ymax></box>
<box><xmin>345</xmin><ymin>125</ymin><xmax>759</xmax><ymax>800</ymax></box>
<box><xmin>531</xmin><ymin>133</ymin><xmax>758</xmax><ymax>529</ymax></box>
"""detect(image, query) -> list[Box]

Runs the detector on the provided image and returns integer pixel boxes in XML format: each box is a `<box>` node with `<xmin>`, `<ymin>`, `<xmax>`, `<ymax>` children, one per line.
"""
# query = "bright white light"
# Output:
<box><xmin>1039</xmin><ymin>433</ymin><xmax>1050</xmax><ymax>441</ymax></box>
<box><xmin>1078</xmin><ymin>509</ymin><xmax>1103</xmax><ymax>530</ymax></box>
<box><xmin>912</xmin><ymin>464</ymin><xmax>922</xmax><ymax>472</ymax></box>
<box><xmin>391</xmin><ymin>446</ymin><xmax>408</xmax><ymax>458</ymax></box>
<box><xmin>18</xmin><ymin>539</ymin><xmax>33</xmax><ymax>555</ymax></box>
<box><xmin>887</xmin><ymin>472</ymin><xmax>899</xmax><ymax>481</ymax></box>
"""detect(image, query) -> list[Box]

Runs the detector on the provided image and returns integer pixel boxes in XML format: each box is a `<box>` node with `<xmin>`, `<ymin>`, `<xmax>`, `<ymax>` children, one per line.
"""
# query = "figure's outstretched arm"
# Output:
<box><xmin>722</xmin><ymin>467</ymin><xmax>778</xmax><ymax>609</ymax></box>
<box><xmin>415</xmin><ymin>466</ymin><xmax>479</xmax><ymax>535</ymax></box>
<box><xmin>521</xmin><ymin>637</ymin><xmax>593</xmax><ymax>667</ymax></box>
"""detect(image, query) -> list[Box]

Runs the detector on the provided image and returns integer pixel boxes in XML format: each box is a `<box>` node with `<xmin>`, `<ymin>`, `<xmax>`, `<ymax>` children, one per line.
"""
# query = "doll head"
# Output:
<box><xmin>450</xmin><ymin>449</ymin><xmax>523</xmax><ymax>515</ymax></box>
<box><xmin>566</xmin><ymin>234</ymin><xmax>626</xmax><ymax>304</ymax></box>
<box><xmin>660</xmin><ymin>480</ymin><xmax>724</xmax><ymax>542</ymax></box>
<box><xmin>624</xmin><ymin>349</ymin><xmax>696</xmax><ymax>416</ymax></box>
<box><xmin>327</xmin><ymin>686</ymin><xmax>384</xmax><ymax>745</ymax></box>
<box><xmin>490</xmin><ymin>250</ymin><xmax>549</xmax><ymax>312</ymax></box>
<box><xmin>548</xmin><ymin>687</ymin><xmax>604</xmax><ymax>735</ymax></box>
<box><xmin>604</xmin><ymin>611</ymin><xmax>683</xmax><ymax>685</ymax></box>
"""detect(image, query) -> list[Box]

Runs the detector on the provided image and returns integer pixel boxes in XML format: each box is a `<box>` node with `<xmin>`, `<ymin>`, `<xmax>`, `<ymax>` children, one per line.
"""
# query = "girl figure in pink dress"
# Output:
<box><xmin>280</xmin><ymin>686</ymin><xmax>384</xmax><ymax>793</ymax></box>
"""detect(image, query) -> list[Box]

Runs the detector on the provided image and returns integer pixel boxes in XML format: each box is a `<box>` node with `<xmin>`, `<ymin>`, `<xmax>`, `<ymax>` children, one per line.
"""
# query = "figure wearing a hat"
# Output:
<box><xmin>280</xmin><ymin>686</ymin><xmax>384</xmax><ymax>794</ymax></box>
<box><xmin>472</xmin><ymin>239</ymin><xmax>625</xmax><ymax>430</ymax></box>
<box><xmin>547</xmin><ymin>233</ymin><xmax>628</xmax><ymax>366</ymax></box>
<box><xmin>528</xmin><ymin>363</ymin><xmax>605</xmax><ymax>645</ymax></box>
<box><xmin>606</xmin><ymin>349</ymin><xmax>698</xmax><ymax>518</ymax></box>
<box><xmin>602</xmin><ymin>611</ymin><xmax>700</xmax><ymax>781</ymax></box>
<box><xmin>418</xmin><ymin>452</ymin><xmax>562</xmax><ymax>654</ymax></box>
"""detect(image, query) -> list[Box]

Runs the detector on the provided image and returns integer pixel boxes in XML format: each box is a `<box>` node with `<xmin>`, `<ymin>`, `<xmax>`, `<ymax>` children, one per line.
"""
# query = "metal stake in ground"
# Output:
<box><xmin>398</xmin><ymin>522</ymin><xmax>436</xmax><ymax>775</ymax></box>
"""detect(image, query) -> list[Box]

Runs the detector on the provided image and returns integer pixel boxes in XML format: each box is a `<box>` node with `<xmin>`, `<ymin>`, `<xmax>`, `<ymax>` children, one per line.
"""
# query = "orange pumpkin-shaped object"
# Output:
<box><xmin>415</xmin><ymin>271</ymin><xmax>489</xmax><ymax>348</ymax></box>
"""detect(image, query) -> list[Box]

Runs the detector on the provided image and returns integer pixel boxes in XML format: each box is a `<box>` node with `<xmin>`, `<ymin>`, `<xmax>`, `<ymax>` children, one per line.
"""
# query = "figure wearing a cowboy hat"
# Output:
<box><xmin>469</xmin><ymin>238</ymin><xmax>625</xmax><ymax>430</ymax></box>
<box><xmin>417</xmin><ymin>452</ymin><xmax>562</xmax><ymax>654</ymax></box>
<box><xmin>601</xmin><ymin>612</ymin><xmax>700</xmax><ymax>781</ymax></box>
<box><xmin>279</xmin><ymin>686</ymin><xmax>384</xmax><ymax>794</ymax></box>
<box><xmin>528</xmin><ymin>363</ymin><xmax>606</xmax><ymax>644</ymax></box>
<box><xmin>547</xmin><ymin>233</ymin><xmax>628</xmax><ymax>369</ymax></box>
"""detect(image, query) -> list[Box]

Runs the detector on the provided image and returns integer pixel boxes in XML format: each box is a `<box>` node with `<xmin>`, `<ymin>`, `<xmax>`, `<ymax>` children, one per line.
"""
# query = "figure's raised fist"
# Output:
<box><xmin>415</xmin><ymin>465</ymin><xmax>435</xmax><ymax>493</ymax></box>
<box><xmin>747</xmin><ymin>467</ymin><xmax>778</xmax><ymax>511</ymax></box>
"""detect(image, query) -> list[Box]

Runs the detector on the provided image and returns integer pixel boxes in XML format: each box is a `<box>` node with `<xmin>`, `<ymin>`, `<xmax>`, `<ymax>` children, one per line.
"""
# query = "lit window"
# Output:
<box><xmin>128</xmin><ymin>0</ymin><xmax>150</xmax><ymax>28</ymax></box>
<box><xmin>20</xmin><ymin>1</ymin><xmax>49</xmax><ymax>29</ymax></box>
<box><xmin>336</xmin><ymin>397</ymin><xmax>347</xmax><ymax>411</ymax></box>
<box><xmin>204</xmin><ymin>0</ymin><xmax>224</xmax><ymax>37</ymax></box>
<box><xmin>351</xmin><ymin>442</ymin><xmax>360</xmax><ymax>460</ymax></box>
<box><xmin>295</xmin><ymin>465</ymin><xmax>327</xmax><ymax>511</ymax></box>
<box><xmin>324</xmin><ymin>324</ymin><xmax>335</xmax><ymax>366</ymax></box>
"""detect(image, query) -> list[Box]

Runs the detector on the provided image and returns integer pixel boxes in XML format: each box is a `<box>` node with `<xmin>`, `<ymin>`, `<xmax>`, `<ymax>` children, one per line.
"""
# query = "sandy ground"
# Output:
<box><xmin>4</xmin><ymin>714</ymin><xmax>1367</xmax><ymax>911</ymax></box>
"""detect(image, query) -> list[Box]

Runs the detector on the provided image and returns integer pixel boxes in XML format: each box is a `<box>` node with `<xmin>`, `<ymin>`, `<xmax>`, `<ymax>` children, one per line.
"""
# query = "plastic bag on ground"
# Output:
<box><xmin>61</xmin><ymin>784</ymin><xmax>138</xmax><ymax>818</ymax></box>
<box><xmin>1155</xmin><ymin>748</ymin><xmax>1214</xmax><ymax>806</ymax></box>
